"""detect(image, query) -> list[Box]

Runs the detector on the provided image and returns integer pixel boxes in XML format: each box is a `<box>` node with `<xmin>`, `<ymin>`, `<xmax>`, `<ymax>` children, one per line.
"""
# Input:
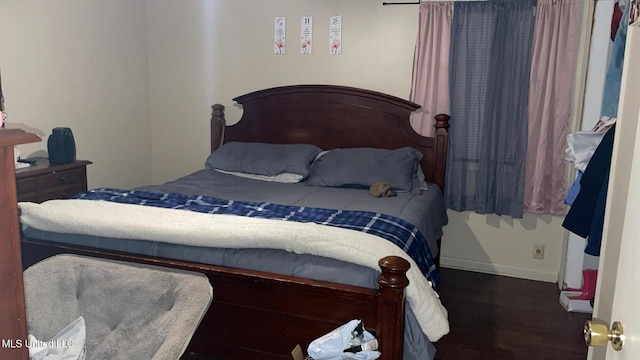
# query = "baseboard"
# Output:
<box><xmin>440</xmin><ymin>256</ymin><xmax>559</xmax><ymax>283</ymax></box>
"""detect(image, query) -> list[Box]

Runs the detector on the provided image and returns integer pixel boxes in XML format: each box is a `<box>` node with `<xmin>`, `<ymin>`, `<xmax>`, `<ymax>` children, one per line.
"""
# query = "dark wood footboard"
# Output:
<box><xmin>21</xmin><ymin>238</ymin><xmax>410</xmax><ymax>360</ymax></box>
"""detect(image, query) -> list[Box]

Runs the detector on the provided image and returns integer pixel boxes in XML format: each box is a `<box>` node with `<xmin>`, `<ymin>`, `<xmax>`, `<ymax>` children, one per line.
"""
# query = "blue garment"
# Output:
<box><xmin>565</xmin><ymin>171</ymin><xmax>583</xmax><ymax>206</ymax></box>
<box><xmin>585</xmin><ymin>171</ymin><xmax>609</xmax><ymax>256</ymax></box>
<box><xmin>562</xmin><ymin>125</ymin><xmax>616</xmax><ymax>256</ymax></box>
<box><xmin>601</xmin><ymin>2</ymin><xmax>630</xmax><ymax>117</ymax></box>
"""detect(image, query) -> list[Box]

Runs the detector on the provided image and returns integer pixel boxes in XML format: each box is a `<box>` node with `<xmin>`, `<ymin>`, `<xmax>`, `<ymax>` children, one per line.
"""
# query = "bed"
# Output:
<box><xmin>18</xmin><ymin>84</ymin><xmax>451</xmax><ymax>360</ymax></box>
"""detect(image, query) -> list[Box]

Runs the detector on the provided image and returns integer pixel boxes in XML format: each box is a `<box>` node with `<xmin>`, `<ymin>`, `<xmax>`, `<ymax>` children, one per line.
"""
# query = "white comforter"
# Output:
<box><xmin>19</xmin><ymin>199</ymin><xmax>449</xmax><ymax>341</ymax></box>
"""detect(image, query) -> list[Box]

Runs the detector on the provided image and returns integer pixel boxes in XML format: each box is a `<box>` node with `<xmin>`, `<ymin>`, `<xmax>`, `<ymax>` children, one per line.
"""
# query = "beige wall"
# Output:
<box><xmin>1</xmin><ymin>0</ymin><xmax>568</xmax><ymax>282</ymax></box>
<box><xmin>146</xmin><ymin>0</ymin><xmax>419</xmax><ymax>183</ymax></box>
<box><xmin>0</xmin><ymin>0</ymin><xmax>152</xmax><ymax>189</ymax></box>
<box><xmin>442</xmin><ymin>212</ymin><xmax>565</xmax><ymax>282</ymax></box>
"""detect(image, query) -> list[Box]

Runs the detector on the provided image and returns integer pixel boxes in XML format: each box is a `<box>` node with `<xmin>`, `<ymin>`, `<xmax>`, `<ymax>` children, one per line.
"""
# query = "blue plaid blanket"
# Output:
<box><xmin>74</xmin><ymin>188</ymin><xmax>439</xmax><ymax>285</ymax></box>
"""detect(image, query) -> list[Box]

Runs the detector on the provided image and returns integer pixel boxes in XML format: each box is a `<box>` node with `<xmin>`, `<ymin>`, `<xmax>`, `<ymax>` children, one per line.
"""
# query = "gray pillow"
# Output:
<box><xmin>304</xmin><ymin>147</ymin><xmax>424</xmax><ymax>192</ymax></box>
<box><xmin>205</xmin><ymin>142</ymin><xmax>322</xmax><ymax>178</ymax></box>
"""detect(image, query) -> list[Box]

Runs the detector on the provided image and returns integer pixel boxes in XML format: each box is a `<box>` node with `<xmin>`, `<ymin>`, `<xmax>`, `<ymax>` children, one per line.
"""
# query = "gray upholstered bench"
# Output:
<box><xmin>24</xmin><ymin>254</ymin><xmax>213</xmax><ymax>360</ymax></box>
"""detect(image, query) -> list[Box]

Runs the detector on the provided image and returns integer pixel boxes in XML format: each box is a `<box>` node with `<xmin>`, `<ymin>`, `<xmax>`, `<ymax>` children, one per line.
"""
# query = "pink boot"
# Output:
<box><xmin>565</xmin><ymin>269</ymin><xmax>597</xmax><ymax>291</ymax></box>
<box><xmin>567</xmin><ymin>269</ymin><xmax>598</xmax><ymax>300</ymax></box>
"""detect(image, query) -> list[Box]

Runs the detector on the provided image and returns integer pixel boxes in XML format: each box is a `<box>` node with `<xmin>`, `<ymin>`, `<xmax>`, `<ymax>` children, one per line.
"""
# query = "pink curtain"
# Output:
<box><xmin>524</xmin><ymin>0</ymin><xmax>583</xmax><ymax>215</ymax></box>
<box><xmin>410</xmin><ymin>2</ymin><xmax>453</xmax><ymax>137</ymax></box>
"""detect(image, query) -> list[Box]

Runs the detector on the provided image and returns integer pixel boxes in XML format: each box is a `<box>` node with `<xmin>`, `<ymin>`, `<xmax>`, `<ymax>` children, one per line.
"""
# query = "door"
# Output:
<box><xmin>587</xmin><ymin>19</ymin><xmax>640</xmax><ymax>360</ymax></box>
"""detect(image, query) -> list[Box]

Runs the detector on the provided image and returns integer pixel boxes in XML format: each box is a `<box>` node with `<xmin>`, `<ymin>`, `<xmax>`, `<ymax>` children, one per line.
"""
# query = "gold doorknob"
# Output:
<box><xmin>584</xmin><ymin>320</ymin><xmax>624</xmax><ymax>351</ymax></box>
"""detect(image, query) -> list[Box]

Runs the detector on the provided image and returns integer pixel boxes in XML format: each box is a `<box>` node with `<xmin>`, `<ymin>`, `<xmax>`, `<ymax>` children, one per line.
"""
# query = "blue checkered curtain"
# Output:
<box><xmin>445</xmin><ymin>0</ymin><xmax>536</xmax><ymax>218</ymax></box>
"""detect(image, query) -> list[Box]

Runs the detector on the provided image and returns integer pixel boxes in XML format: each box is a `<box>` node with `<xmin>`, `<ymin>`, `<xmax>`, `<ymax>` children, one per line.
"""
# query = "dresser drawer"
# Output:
<box><xmin>16</xmin><ymin>177</ymin><xmax>39</xmax><ymax>195</ymax></box>
<box><xmin>37</xmin><ymin>167</ymin><xmax>86</xmax><ymax>189</ymax></box>
<box><xmin>36</xmin><ymin>184</ymin><xmax>87</xmax><ymax>202</ymax></box>
<box><xmin>17</xmin><ymin>191</ymin><xmax>41</xmax><ymax>203</ymax></box>
<box><xmin>15</xmin><ymin>158</ymin><xmax>92</xmax><ymax>204</ymax></box>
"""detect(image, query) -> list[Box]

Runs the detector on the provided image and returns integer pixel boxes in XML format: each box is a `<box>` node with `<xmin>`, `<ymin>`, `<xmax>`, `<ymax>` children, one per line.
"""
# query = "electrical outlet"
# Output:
<box><xmin>532</xmin><ymin>245</ymin><xmax>545</xmax><ymax>260</ymax></box>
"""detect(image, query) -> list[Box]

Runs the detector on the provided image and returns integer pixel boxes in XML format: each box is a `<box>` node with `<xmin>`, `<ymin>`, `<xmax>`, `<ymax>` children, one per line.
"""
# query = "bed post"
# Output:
<box><xmin>210</xmin><ymin>104</ymin><xmax>226</xmax><ymax>153</ymax></box>
<box><xmin>376</xmin><ymin>256</ymin><xmax>410</xmax><ymax>360</ymax></box>
<box><xmin>0</xmin><ymin>129</ymin><xmax>40</xmax><ymax>360</ymax></box>
<box><xmin>432</xmin><ymin>114</ymin><xmax>450</xmax><ymax>193</ymax></box>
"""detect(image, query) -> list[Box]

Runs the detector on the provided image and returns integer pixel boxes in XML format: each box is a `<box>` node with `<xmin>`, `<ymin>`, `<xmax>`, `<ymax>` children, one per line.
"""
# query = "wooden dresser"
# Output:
<box><xmin>0</xmin><ymin>128</ymin><xmax>40</xmax><ymax>360</ymax></box>
<box><xmin>15</xmin><ymin>157</ymin><xmax>92</xmax><ymax>203</ymax></box>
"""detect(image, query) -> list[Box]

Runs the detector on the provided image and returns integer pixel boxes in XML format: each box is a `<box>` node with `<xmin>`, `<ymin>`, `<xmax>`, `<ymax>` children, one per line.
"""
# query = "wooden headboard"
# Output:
<box><xmin>210</xmin><ymin>85</ymin><xmax>450</xmax><ymax>191</ymax></box>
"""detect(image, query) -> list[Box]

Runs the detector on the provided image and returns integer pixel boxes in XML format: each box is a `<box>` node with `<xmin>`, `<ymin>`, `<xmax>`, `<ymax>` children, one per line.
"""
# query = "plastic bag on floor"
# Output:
<box><xmin>307</xmin><ymin>319</ymin><xmax>380</xmax><ymax>360</ymax></box>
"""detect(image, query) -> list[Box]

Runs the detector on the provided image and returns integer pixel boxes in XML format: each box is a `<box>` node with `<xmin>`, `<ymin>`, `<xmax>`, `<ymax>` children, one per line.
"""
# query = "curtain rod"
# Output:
<box><xmin>382</xmin><ymin>1</ymin><xmax>420</xmax><ymax>5</ymax></box>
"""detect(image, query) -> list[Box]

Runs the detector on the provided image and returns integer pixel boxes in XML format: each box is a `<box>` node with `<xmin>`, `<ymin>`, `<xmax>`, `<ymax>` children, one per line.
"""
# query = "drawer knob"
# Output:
<box><xmin>59</xmin><ymin>176</ymin><xmax>67</xmax><ymax>182</ymax></box>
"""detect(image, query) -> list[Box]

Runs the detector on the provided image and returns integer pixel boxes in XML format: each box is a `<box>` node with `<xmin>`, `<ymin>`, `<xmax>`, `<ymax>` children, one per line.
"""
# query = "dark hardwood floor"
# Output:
<box><xmin>433</xmin><ymin>268</ymin><xmax>592</xmax><ymax>360</ymax></box>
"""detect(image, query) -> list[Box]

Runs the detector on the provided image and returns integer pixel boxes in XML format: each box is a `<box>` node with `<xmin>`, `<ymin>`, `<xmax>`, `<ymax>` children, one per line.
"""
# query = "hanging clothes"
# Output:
<box><xmin>564</xmin><ymin>171</ymin><xmax>583</xmax><ymax>206</ymax></box>
<box><xmin>562</xmin><ymin>125</ymin><xmax>616</xmax><ymax>256</ymax></box>
<box><xmin>563</xmin><ymin>1</ymin><xmax>629</xmax><ymax>256</ymax></box>
<box><xmin>601</xmin><ymin>2</ymin><xmax>630</xmax><ymax>118</ymax></box>
<box><xmin>565</xmin><ymin>130</ymin><xmax>607</xmax><ymax>172</ymax></box>
<box><xmin>611</xmin><ymin>1</ymin><xmax>623</xmax><ymax>41</ymax></box>
<box><xmin>563</xmin><ymin>116</ymin><xmax>615</xmax><ymax>206</ymax></box>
